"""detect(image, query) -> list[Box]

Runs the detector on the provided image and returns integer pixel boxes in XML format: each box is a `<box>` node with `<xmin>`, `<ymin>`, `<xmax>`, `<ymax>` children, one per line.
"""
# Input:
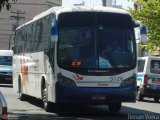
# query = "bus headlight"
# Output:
<box><xmin>120</xmin><ymin>74</ymin><xmax>136</xmax><ymax>87</ymax></box>
<box><xmin>57</xmin><ymin>73</ymin><xmax>76</xmax><ymax>86</ymax></box>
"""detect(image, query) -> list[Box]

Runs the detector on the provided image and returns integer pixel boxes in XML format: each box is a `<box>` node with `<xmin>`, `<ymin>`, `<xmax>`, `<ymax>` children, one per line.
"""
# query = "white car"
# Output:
<box><xmin>0</xmin><ymin>50</ymin><xmax>13</xmax><ymax>85</ymax></box>
<box><xmin>0</xmin><ymin>91</ymin><xmax>7</xmax><ymax>120</ymax></box>
<box><xmin>137</xmin><ymin>56</ymin><xmax>160</xmax><ymax>102</ymax></box>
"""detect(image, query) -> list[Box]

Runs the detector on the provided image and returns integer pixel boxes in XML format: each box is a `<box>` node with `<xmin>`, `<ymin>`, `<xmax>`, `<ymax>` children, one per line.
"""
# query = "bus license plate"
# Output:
<box><xmin>91</xmin><ymin>95</ymin><xmax>106</xmax><ymax>100</ymax></box>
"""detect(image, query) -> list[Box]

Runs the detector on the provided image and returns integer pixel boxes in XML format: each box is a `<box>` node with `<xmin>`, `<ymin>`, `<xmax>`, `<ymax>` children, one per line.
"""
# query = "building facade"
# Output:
<box><xmin>103</xmin><ymin>0</ymin><xmax>122</xmax><ymax>8</ymax></box>
<box><xmin>0</xmin><ymin>0</ymin><xmax>62</xmax><ymax>50</ymax></box>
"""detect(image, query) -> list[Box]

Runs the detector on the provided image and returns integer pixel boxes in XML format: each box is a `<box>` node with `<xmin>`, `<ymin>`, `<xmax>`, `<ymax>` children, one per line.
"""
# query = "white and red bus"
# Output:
<box><xmin>13</xmin><ymin>6</ymin><xmax>137</xmax><ymax>113</ymax></box>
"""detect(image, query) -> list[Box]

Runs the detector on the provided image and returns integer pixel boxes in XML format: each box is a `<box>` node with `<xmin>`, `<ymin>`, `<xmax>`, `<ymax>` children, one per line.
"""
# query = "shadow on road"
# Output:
<box><xmin>8</xmin><ymin>113</ymin><xmax>57</xmax><ymax>120</ymax></box>
<box><xmin>16</xmin><ymin>97</ymin><xmax>160</xmax><ymax>120</ymax></box>
<box><xmin>8</xmin><ymin>106</ymin><xmax>160</xmax><ymax>120</ymax></box>
<box><xmin>1</xmin><ymin>86</ymin><xmax>159</xmax><ymax>120</ymax></box>
<box><xmin>139</xmin><ymin>99</ymin><xmax>160</xmax><ymax>104</ymax></box>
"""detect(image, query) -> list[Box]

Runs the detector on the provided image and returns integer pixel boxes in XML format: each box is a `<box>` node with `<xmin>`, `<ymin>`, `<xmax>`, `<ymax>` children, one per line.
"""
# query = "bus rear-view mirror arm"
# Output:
<box><xmin>51</xmin><ymin>35</ymin><xmax>58</xmax><ymax>42</ymax></box>
<box><xmin>134</xmin><ymin>21</ymin><xmax>140</xmax><ymax>28</ymax></box>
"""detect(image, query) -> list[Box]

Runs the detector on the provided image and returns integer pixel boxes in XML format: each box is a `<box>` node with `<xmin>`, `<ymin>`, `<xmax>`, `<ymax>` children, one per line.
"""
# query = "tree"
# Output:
<box><xmin>129</xmin><ymin>0</ymin><xmax>160</xmax><ymax>52</ymax></box>
<box><xmin>0</xmin><ymin>0</ymin><xmax>17</xmax><ymax>11</ymax></box>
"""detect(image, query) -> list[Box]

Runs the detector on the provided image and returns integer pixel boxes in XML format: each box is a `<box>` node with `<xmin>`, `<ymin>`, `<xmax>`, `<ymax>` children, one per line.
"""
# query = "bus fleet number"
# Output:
<box><xmin>110</xmin><ymin>76</ymin><xmax>123</xmax><ymax>82</ymax></box>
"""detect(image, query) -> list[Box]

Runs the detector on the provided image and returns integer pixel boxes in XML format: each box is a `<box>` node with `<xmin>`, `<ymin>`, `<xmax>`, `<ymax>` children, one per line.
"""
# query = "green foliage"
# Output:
<box><xmin>0</xmin><ymin>0</ymin><xmax>17</xmax><ymax>11</ymax></box>
<box><xmin>129</xmin><ymin>0</ymin><xmax>160</xmax><ymax>52</ymax></box>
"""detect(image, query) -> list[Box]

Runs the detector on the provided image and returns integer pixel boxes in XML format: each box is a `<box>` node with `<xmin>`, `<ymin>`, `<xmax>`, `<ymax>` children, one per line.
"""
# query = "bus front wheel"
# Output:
<box><xmin>42</xmin><ymin>83</ymin><xmax>52</xmax><ymax>112</ymax></box>
<box><xmin>18</xmin><ymin>77</ymin><xmax>26</xmax><ymax>101</ymax></box>
<box><xmin>108</xmin><ymin>102</ymin><xmax>121</xmax><ymax>114</ymax></box>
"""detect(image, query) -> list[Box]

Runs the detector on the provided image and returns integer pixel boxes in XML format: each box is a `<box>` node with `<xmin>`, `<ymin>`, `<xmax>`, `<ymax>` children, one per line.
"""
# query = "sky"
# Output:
<box><xmin>62</xmin><ymin>0</ymin><xmax>134</xmax><ymax>10</ymax></box>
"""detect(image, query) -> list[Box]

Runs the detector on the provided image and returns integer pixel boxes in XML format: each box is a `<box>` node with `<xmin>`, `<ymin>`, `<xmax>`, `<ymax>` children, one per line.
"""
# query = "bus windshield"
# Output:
<box><xmin>0</xmin><ymin>56</ymin><xmax>12</xmax><ymax>66</ymax></box>
<box><xmin>57</xmin><ymin>12</ymin><xmax>136</xmax><ymax>74</ymax></box>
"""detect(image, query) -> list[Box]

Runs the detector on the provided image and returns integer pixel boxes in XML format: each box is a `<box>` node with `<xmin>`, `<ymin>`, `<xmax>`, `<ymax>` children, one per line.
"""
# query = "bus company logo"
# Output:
<box><xmin>73</xmin><ymin>74</ymin><xmax>83</xmax><ymax>81</ymax></box>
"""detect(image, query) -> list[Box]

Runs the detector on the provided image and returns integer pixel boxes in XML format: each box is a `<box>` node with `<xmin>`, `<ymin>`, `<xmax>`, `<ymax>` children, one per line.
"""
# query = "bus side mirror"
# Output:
<box><xmin>51</xmin><ymin>18</ymin><xmax>58</xmax><ymax>43</ymax></box>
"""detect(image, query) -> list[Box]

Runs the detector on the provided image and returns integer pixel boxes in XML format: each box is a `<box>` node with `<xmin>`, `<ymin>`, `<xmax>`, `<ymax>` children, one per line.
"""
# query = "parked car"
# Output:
<box><xmin>0</xmin><ymin>90</ymin><xmax>7</xmax><ymax>120</ymax></box>
<box><xmin>137</xmin><ymin>56</ymin><xmax>160</xmax><ymax>102</ymax></box>
<box><xmin>0</xmin><ymin>50</ymin><xmax>13</xmax><ymax>84</ymax></box>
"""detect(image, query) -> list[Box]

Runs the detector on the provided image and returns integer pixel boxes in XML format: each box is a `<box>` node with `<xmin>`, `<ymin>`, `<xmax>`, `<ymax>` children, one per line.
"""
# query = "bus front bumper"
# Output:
<box><xmin>55</xmin><ymin>82</ymin><xmax>136</xmax><ymax>104</ymax></box>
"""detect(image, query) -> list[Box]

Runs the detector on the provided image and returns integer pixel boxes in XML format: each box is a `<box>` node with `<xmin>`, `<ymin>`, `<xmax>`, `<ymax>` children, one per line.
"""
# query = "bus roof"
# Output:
<box><xmin>0</xmin><ymin>50</ymin><xmax>13</xmax><ymax>56</ymax></box>
<box><xmin>17</xmin><ymin>6</ymin><xmax>131</xmax><ymax>30</ymax></box>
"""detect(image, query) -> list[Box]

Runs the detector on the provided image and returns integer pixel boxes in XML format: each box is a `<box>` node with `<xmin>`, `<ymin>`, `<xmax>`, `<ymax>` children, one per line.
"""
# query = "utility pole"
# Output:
<box><xmin>9</xmin><ymin>10</ymin><xmax>25</xmax><ymax>49</ymax></box>
<box><xmin>11</xmin><ymin>10</ymin><xmax>25</xmax><ymax>29</ymax></box>
<box><xmin>8</xmin><ymin>34</ymin><xmax>15</xmax><ymax>50</ymax></box>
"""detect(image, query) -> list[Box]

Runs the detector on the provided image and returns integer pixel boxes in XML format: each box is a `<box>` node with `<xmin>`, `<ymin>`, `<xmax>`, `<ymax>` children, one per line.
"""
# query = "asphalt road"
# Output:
<box><xmin>0</xmin><ymin>85</ymin><xmax>160</xmax><ymax>120</ymax></box>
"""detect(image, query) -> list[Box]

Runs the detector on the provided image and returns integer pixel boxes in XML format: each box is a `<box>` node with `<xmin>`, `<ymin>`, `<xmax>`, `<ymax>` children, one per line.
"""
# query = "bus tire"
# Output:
<box><xmin>18</xmin><ymin>77</ymin><xmax>26</xmax><ymax>101</ymax></box>
<box><xmin>42</xmin><ymin>82</ymin><xmax>52</xmax><ymax>112</ymax></box>
<box><xmin>108</xmin><ymin>102</ymin><xmax>121</xmax><ymax>114</ymax></box>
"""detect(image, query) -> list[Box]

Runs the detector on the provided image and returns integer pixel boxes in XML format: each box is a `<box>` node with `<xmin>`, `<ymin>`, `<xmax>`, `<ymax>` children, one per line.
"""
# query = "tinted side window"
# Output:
<box><xmin>15</xmin><ymin>14</ymin><xmax>54</xmax><ymax>53</ymax></box>
<box><xmin>138</xmin><ymin>60</ymin><xmax>145</xmax><ymax>72</ymax></box>
<box><xmin>150</xmin><ymin>60</ymin><xmax>160</xmax><ymax>74</ymax></box>
<box><xmin>15</xmin><ymin>29</ymin><xmax>25</xmax><ymax>54</ymax></box>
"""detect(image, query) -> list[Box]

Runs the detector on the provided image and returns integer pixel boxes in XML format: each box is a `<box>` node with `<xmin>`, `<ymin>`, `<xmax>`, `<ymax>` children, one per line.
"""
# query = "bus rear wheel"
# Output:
<box><xmin>108</xmin><ymin>102</ymin><xmax>121</xmax><ymax>114</ymax></box>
